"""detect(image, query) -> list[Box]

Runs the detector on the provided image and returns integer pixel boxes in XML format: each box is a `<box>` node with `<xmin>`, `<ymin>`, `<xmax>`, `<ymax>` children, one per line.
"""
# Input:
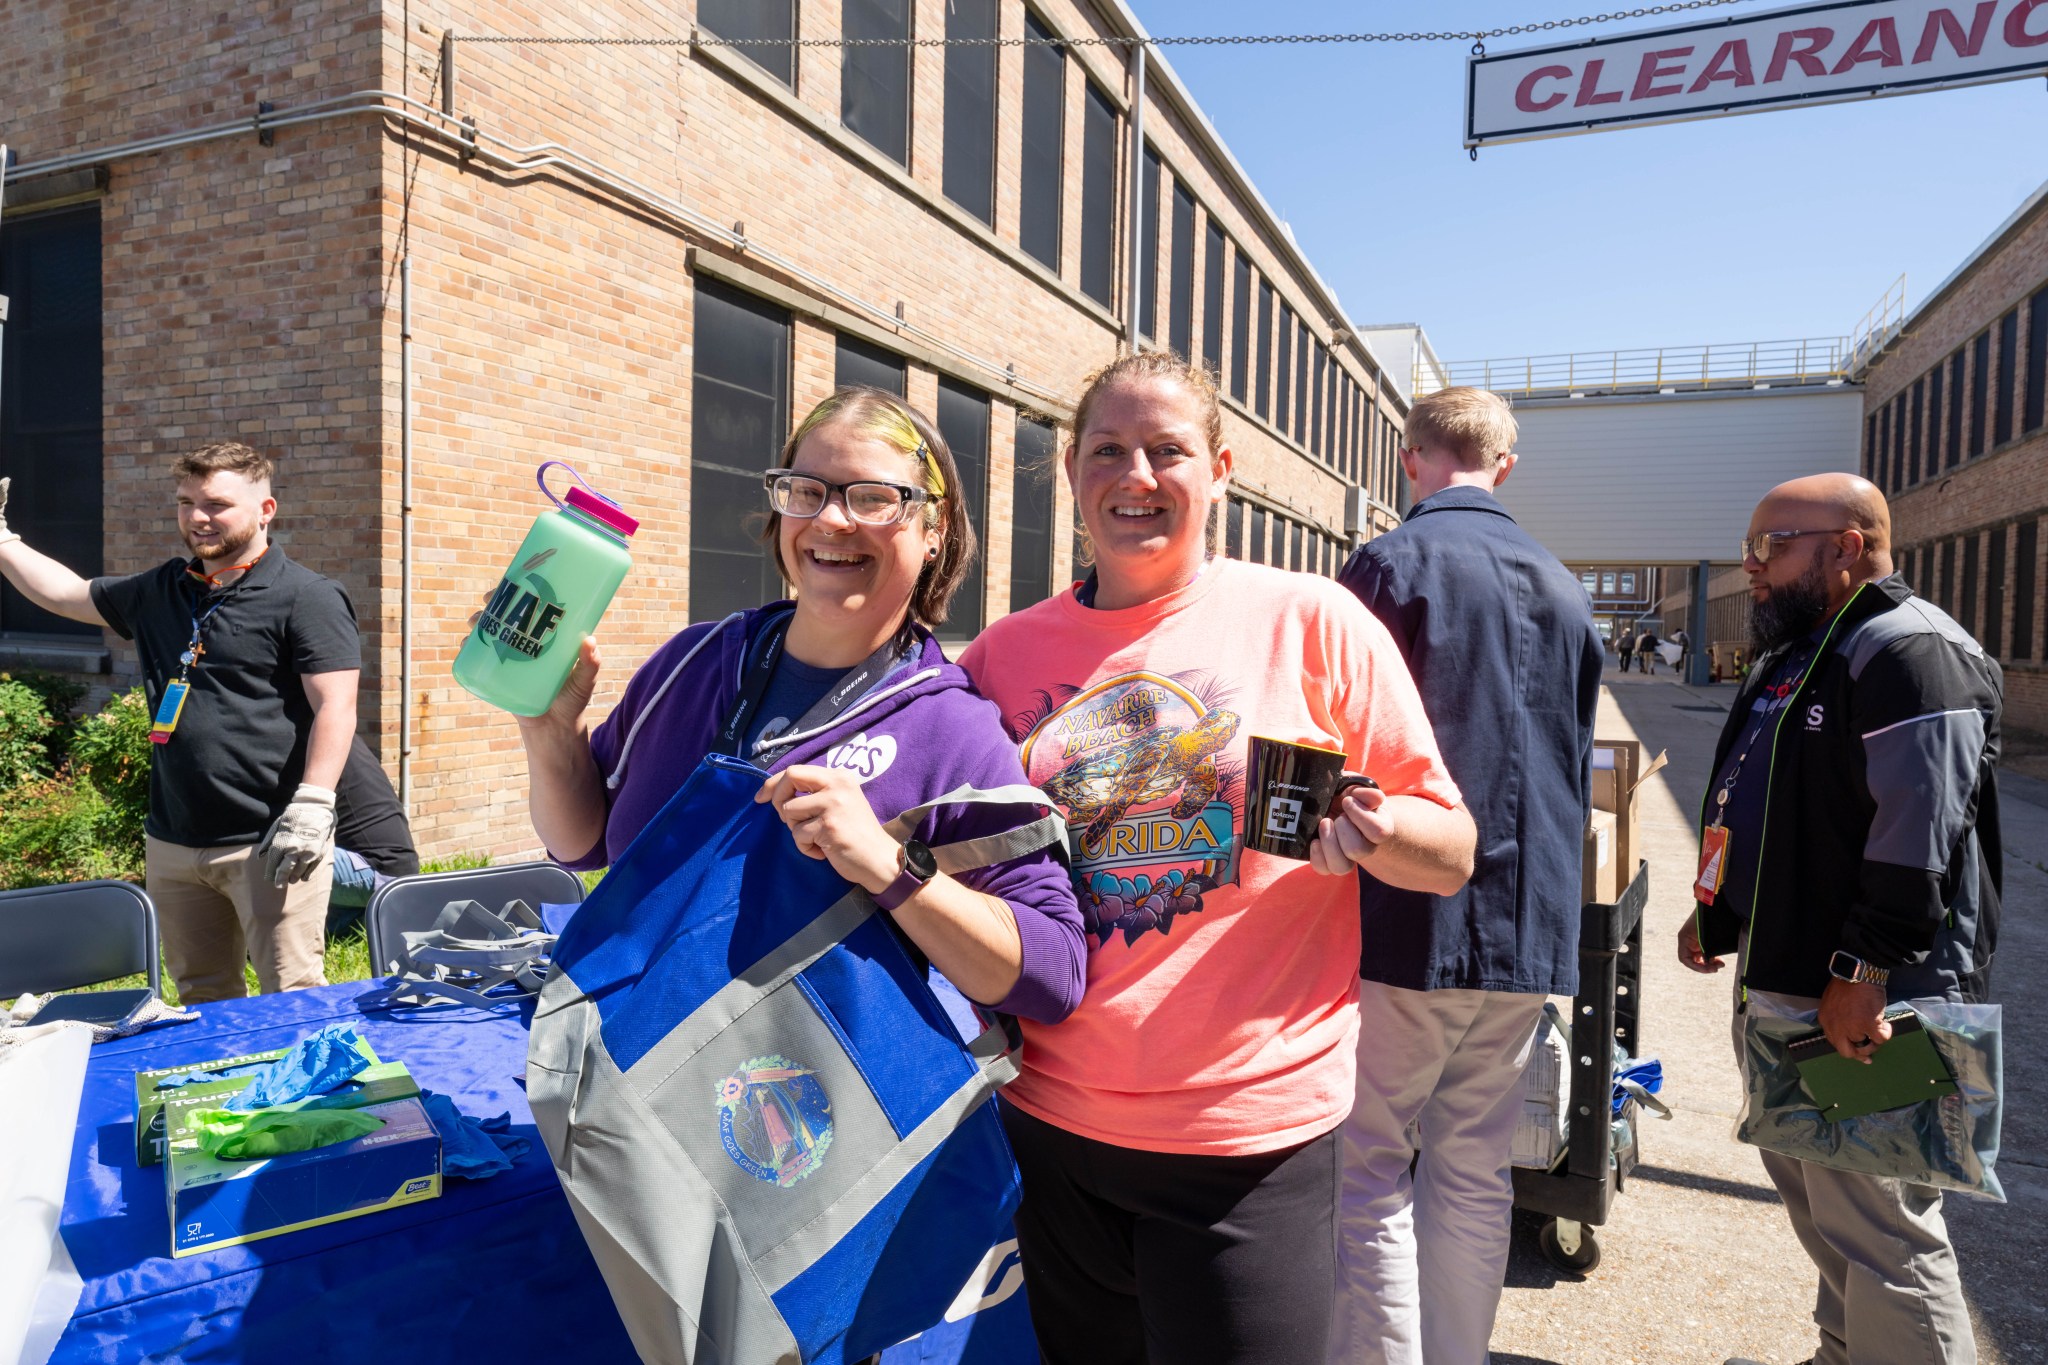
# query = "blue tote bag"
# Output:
<box><xmin>528</xmin><ymin>754</ymin><xmax>1041</xmax><ymax>1365</ymax></box>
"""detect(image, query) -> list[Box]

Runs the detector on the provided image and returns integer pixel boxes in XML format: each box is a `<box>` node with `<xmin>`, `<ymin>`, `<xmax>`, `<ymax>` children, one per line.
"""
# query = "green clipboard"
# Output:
<box><xmin>1789</xmin><ymin>1009</ymin><xmax>1959</xmax><ymax>1121</ymax></box>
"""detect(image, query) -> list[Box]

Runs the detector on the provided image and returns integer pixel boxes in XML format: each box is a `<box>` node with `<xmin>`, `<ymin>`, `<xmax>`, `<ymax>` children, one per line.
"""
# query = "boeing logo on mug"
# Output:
<box><xmin>1243</xmin><ymin>735</ymin><xmax>1377</xmax><ymax>861</ymax></box>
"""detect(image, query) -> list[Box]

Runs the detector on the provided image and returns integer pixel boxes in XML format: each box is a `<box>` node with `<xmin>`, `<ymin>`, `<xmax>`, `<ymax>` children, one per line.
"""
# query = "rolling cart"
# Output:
<box><xmin>1512</xmin><ymin>860</ymin><xmax>1649</xmax><ymax>1274</ymax></box>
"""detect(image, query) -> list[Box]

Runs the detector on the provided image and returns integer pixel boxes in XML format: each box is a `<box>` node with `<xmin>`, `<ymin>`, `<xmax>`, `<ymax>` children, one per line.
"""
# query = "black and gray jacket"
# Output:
<box><xmin>1694</xmin><ymin>575</ymin><xmax>2002</xmax><ymax>1002</ymax></box>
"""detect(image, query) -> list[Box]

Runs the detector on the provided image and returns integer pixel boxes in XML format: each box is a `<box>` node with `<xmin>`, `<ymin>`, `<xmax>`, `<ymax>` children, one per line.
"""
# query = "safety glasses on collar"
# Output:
<box><xmin>1740</xmin><ymin>527</ymin><xmax>1850</xmax><ymax>564</ymax></box>
<box><xmin>764</xmin><ymin>470</ymin><xmax>930</xmax><ymax>525</ymax></box>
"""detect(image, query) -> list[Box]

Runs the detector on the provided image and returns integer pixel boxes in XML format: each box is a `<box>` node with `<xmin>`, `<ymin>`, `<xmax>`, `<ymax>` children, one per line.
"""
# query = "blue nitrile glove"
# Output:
<box><xmin>154</xmin><ymin>1059</ymin><xmax>277</xmax><ymax>1089</ymax></box>
<box><xmin>1613</xmin><ymin>1054</ymin><xmax>1666</xmax><ymax>1116</ymax></box>
<box><xmin>420</xmin><ymin>1090</ymin><xmax>532</xmax><ymax>1180</ymax></box>
<box><xmin>224</xmin><ymin>1023</ymin><xmax>372</xmax><ymax>1111</ymax></box>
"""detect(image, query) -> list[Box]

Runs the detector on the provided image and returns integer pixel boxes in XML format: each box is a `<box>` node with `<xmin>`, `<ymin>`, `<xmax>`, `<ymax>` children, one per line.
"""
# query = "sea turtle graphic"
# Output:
<box><xmin>1044</xmin><ymin>708</ymin><xmax>1241</xmax><ymax>847</ymax></box>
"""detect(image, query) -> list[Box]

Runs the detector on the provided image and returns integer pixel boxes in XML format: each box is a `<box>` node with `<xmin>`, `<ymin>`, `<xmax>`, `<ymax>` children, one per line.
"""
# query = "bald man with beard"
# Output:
<box><xmin>1683</xmin><ymin>474</ymin><xmax>2000</xmax><ymax>1365</ymax></box>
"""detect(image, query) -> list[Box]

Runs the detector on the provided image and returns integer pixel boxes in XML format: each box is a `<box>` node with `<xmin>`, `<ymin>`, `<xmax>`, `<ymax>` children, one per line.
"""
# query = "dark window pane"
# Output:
<box><xmin>1</xmin><ymin>207</ymin><xmax>101</xmax><ymax>638</ymax></box>
<box><xmin>1010</xmin><ymin>415</ymin><xmax>1057</xmax><ymax>613</ymax></box>
<box><xmin>2028</xmin><ymin>286</ymin><xmax>2048</xmax><ymax>435</ymax></box>
<box><xmin>1987</xmin><ymin>524</ymin><xmax>2007</xmax><ymax>658</ymax></box>
<box><xmin>1225</xmin><ymin>498</ymin><xmax>1243</xmax><ymax>558</ymax></box>
<box><xmin>2017</xmin><ymin>520</ymin><xmax>2038</xmax><ymax>661</ymax></box>
<box><xmin>691</xmin><ymin>280</ymin><xmax>790</xmax><ymax>622</ymax></box>
<box><xmin>834</xmin><ymin>333</ymin><xmax>906</xmax><ymax>396</ymax></box>
<box><xmin>1138</xmin><ymin>147</ymin><xmax>1161</xmax><ymax>341</ymax></box>
<box><xmin>1276</xmin><ymin>302</ymin><xmax>1294</xmax><ymax>434</ymax></box>
<box><xmin>1969</xmin><ymin>332</ymin><xmax>1989</xmax><ymax>458</ymax></box>
<box><xmin>942</xmin><ymin>0</ymin><xmax>998</xmax><ymax>226</ymax></box>
<box><xmin>1863</xmin><ymin>414</ymin><xmax>1876</xmax><ymax>482</ymax></box>
<box><xmin>1293</xmin><ymin>319</ymin><xmax>1310</xmax><ymax>445</ymax></box>
<box><xmin>1927</xmin><ymin>367</ymin><xmax>1944</xmax><ymax>471</ymax></box>
<box><xmin>1230</xmin><ymin>254</ymin><xmax>1251</xmax><ymax>402</ymax></box>
<box><xmin>1256</xmin><ymin>282</ymin><xmax>1275</xmax><ymax>421</ymax></box>
<box><xmin>1908</xmin><ymin>378</ymin><xmax>1924</xmax><ymax>487</ymax></box>
<box><xmin>1289</xmin><ymin>520</ymin><xmax>1303</xmax><ymax>572</ymax></box>
<box><xmin>842</xmin><ymin>0</ymin><xmax>909</xmax><ymax>164</ymax></box>
<box><xmin>1251</xmin><ymin>506</ymin><xmax>1268</xmax><ymax>566</ymax></box>
<box><xmin>1961</xmin><ymin>533</ymin><xmax>1980</xmax><ymax>637</ymax></box>
<box><xmin>1940</xmin><ymin>538</ymin><xmax>1958</xmax><ymax>614</ymax></box>
<box><xmin>1202</xmin><ymin>219</ymin><xmax>1225</xmax><ymax>375</ymax></box>
<box><xmin>1947</xmin><ymin>351</ymin><xmax>1965</xmax><ymax>468</ymax></box>
<box><xmin>1311</xmin><ymin>345</ymin><xmax>1327</xmax><ymax>460</ymax></box>
<box><xmin>1892</xmin><ymin>393</ymin><xmax>1907</xmax><ymax>493</ymax></box>
<box><xmin>1019</xmin><ymin>12</ymin><xmax>1064</xmax><ymax>271</ymax></box>
<box><xmin>936</xmin><ymin>378</ymin><xmax>990</xmax><ymax>636</ymax></box>
<box><xmin>1996</xmin><ymin>309</ymin><xmax>2018</xmax><ymax>447</ymax></box>
<box><xmin>1079</xmin><ymin>81</ymin><xmax>1116</xmax><ymax>307</ymax></box>
<box><xmin>1168</xmin><ymin>180</ymin><xmax>1194</xmax><ymax>358</ymax></box>
<box><xmin>1877</xmin><ymin>404</ymin><xmax>1891</xmax><ymax>493</ymax></box>
<box><xmin>700</xmin><ymin>0</ymin><xmax>793</xmax><ymax>85</ymax></box>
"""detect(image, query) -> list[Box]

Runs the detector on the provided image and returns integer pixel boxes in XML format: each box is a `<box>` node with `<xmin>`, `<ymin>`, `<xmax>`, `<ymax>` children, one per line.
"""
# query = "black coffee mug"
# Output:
<box><xmin>1243</xmin><ymin>735</ymin><xmax>1378</xmax><ymax>861</ymax></box>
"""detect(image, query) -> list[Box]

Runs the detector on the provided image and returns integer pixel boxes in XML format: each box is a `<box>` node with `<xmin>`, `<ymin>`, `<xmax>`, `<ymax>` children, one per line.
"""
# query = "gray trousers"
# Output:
<box><xmin>1734</xmin><ymin>982</ymin><xmax>1976</xmax><ymax>1365</ymax></box>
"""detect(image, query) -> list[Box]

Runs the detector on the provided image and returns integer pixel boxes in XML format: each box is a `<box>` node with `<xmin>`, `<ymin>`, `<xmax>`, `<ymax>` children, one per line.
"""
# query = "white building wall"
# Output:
<box><xmin>1492</xmin><ymin>388</ymin><xmax>1863</xmax><ymax>563</ymax></box>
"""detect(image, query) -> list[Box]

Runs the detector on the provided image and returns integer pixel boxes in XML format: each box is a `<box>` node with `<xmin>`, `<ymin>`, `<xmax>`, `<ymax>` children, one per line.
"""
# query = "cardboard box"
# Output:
<box><xmin>134</xmin><ymin>1037</ymin><xmax>386</xmax><ymax>1166</ymax></box>
<box><xmin>1583</xmin><ymin>809</ymin><xmax>1619</xmax><ymax>906</ymax></box>
<box><xmin>1591</xmin><ymin>738</ymin><xmax>1668</xmax><ymax>896</ymax></box>
<box><xmin>166</xmin><ymin>1094</ymin><xmax>441</xmax><ymax>1257</ymax></box>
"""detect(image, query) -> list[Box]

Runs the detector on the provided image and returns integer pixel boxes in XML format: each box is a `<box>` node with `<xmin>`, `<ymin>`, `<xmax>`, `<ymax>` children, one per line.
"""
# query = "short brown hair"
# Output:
<box><xmin>1069</xmin><ymin>350</ymin><xmax>1227</xmax><ymax>558</ymax></box>
<box><xmin>171</xmin><ymin>441</ymin><xmax>273</xmax><ymax>485</ymax></box>
<box><xmin>1403</xmin><ymin>387</ymin><xmax>1518</xmax><ymax>471</ymax></box>
<box><xmin>762</xmin><ymin>387</ymin><xmax>976</xmax><ymax>644</ymax></box>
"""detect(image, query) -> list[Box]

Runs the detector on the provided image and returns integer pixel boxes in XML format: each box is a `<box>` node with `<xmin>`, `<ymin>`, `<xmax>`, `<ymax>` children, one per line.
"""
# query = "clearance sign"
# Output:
<box><xmin>1467</xmin><ymin>0</ymin><xmax>2048</xmax><ymax>147</ymax></box>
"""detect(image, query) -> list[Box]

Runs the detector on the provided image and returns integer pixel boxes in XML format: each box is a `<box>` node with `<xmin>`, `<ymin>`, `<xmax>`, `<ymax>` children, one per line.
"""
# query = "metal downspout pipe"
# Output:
<box><xmin>1125</xmin><ymin>43</ymin><xmax>1145</xmax><ymax>349</ymax></box>
<box><xmin>399</xmin><ymin>256</ymin><xmax>414</xmax><ymax>814</ymax></box>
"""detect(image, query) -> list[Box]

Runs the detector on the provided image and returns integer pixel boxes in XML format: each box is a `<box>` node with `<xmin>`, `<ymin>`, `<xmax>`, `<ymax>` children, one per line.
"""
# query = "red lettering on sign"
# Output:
<box><xmin>1831</xmin><ymin>17</ymin><xmax>1903</xmax><ymax>72</ymax></box>
<box><xmin>1574</xmin><ymin>58</ymin><xmax>1625</xmax><ymax>106</ymax></box>
<box><xmin>1515</xmin><ymin>64</ymin><xmax>1574</xmax><ymax>112</ymax></box>
<box><xmin>1765</xmin><ymin>27</ymin><xmax>1836</xmax><ymax>81</ymax></box>
<box><xmin>1912</xmin><ymin>3</ymin><xmax>1998</xmax><ymax>61</ymax></box>
<box><xmin>1688</xmin><ymin>38</ymin><xmax>1757</xmax><ymax>91</ymax></box>
<box><xmin>2008</xmin><ymin>0</ymin><xmax>2048</xmax><ymax>47</ymax></box>
<box><xmin>1631</xmin><ymin>46</ymin><xmax>1696</xmax><ymax>99</ymax></box>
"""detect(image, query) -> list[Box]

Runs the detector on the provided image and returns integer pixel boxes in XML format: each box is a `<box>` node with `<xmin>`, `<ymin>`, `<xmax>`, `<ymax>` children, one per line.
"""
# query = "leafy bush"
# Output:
<box><xmin>0</xmin><ymin>669</ymin><xmax>87</xmax><ymax>766</ymax></box>
<box><xmin>0</xmin><ymin>680</ymin><xmax>55</xmax><ymax>790</ymax></box>
<box><xmin>421</xmin><ymin>851</ymin><xmax>492</xmax><ymax>873</ymax></box>
<box><xmin>68</xmin><ymin>688</ymin><xmax>152</xmax><ymax>850</ymax></box>
<box><xmin>0</xmin><ymin>773</ymin><xmax>144</xmax><ymax>888</ymax></box>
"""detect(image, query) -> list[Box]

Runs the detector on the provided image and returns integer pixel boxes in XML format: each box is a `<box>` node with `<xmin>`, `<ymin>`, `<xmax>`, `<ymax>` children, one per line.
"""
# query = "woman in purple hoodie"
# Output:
<box><xmin>513</xmin><ymin>387</ymin><xmax>1085</xmax><ymax>1024</ymax></box>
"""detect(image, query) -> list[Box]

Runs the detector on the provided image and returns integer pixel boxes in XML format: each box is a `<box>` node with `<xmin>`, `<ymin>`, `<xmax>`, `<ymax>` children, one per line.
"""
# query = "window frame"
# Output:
<box><xmin>840</xmin><ymin>0</ymin><xmax>911</xmax><ymax>166</ymax></box>
<box><xmin>1009</xmin><ymin>414</ymin><xmax>1058</xmax><ymax>614</ymax></box>
<box><xmin>690</xmin><ymin>279</ymin><xmax>792</xmax><ymax>623</ymax></box>
<box><xmin>1017</xmin><ymin>9</ymin><xmax>1065</xmax><ymax>272</ymax></box>
<box><xmin>1168</xmin><ymin>178</ymin><xmax>1195</xmax><ymax>359</ymax></box>
<box><xmin>941</xmin><ymin>0</ymin><xmax>1000</xmax><ymax>227</ymax></box>
<box><xmin>1078</xmin><ymin>79</ymin><xmax>1117</xmax><ymax>307</ymax></box>
<box><xmin>1202</xmin><ymin>217</ymin><xmax>1225</xmax><ymax>376</ymax></box>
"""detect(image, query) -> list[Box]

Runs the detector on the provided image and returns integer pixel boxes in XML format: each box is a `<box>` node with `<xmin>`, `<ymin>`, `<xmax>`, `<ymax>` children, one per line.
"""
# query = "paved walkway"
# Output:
<box><xmin>1487</xmin><ymin>667</ymin><xmax>2044</xmax><ymax>1365</ymax></box>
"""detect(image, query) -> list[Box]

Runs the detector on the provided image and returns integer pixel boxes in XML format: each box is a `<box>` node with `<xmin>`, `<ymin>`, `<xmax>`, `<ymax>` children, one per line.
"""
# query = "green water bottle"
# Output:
<box><xmin>454</xmin><ymin>461</ymin><xmax>638</xmax><ymax>717</ymax></box>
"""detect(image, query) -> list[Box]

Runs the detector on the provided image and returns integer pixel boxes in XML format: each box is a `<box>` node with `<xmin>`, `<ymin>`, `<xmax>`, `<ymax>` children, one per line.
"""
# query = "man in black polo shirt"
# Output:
<box><xmin>0</xmin><ymin>442</ymin><xmax>360</xmax><ymax>1002</ymax></box>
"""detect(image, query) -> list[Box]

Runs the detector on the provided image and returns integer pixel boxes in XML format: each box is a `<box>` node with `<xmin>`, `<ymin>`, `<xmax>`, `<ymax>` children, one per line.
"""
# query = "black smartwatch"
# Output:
<box><xmin>874</xmin><ymin>838</ymin><xmax>939</xmax><ymax>912</ymax></box>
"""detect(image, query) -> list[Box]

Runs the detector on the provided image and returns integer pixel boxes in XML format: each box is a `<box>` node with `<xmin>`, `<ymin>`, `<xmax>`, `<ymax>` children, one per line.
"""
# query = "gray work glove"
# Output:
<box><xmin>0</xmin><ymin>477</ymin><xmax>17</xmax><ymax>545</ymax></box>
<box><xmin>257</xmin><ymin>784</ymin><xmax>337</xmax><ymax>887</ymax></box>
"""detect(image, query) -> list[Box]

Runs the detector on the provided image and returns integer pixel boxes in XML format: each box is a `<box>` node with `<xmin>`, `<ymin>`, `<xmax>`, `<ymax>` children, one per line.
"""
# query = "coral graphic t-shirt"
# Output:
<box><xmin>960</xmin><ymin>559</ymin><xmax>1460</xmax><ymax>1155</ymax></box>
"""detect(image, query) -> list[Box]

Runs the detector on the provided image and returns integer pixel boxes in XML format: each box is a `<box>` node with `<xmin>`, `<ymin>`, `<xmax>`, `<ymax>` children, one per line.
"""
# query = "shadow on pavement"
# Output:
<box><xmin>1627</xmin><ymin>1163</ymin><xmax>1781</xmax><ymax>1205</ymax></box>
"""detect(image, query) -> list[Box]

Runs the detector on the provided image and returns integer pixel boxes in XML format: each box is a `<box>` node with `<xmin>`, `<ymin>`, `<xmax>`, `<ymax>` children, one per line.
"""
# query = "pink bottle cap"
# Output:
<box><xmin>563</xmin><ymin>484</ymin><xmax>640</xmax><ymax>538</ymax></box>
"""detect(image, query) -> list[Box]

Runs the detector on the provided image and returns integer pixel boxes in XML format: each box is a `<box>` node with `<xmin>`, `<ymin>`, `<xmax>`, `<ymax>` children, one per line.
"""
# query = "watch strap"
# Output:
<box><xmin>874</xmin><ymin>841</ymin><xmax>937</xmax><ymax>913</ymax></box>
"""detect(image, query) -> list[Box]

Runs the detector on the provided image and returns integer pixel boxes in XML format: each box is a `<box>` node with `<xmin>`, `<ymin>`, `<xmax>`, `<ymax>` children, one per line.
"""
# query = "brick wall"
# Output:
<box><xmin>1860</xmin><ymin>191</ymin><xmax>2048</xmax><ymax>729</ymax></box>
<box><xmin>2</xmin><ymin>0</ymin><xmax>1408</xmax><ymax>859</ymax></box>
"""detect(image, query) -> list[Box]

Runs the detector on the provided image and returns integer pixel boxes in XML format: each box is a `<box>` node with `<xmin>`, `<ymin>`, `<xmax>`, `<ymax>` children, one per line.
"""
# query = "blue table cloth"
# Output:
<box><xmin>53</xmin><ymin>981</ymin><xmax>1031</xmax><ymax>1364</ymax></box>
<box><xmin>53</xmin><ymin>982</ymin><xmax>636</xmax><ymax>1364</ymax></box>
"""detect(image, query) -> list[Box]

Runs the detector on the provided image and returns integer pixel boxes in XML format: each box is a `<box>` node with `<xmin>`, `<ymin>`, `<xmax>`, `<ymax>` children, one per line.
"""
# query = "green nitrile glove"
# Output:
<box><xmin>188</xmin><ymin>1106</ymin><xmax>385</xmax><ymax>1160</ymax></box>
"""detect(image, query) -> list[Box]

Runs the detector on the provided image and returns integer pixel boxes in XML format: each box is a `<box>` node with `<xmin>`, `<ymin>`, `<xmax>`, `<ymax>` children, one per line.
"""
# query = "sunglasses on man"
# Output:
<box><xmin>1739</xmin><ymin>528</ymin><xmax>1850</xmax><ymax>564</ymax></box>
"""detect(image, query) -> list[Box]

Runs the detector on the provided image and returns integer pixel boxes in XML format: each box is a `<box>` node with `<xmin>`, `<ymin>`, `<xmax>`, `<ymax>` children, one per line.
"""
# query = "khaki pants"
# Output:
<box><xmin>146</xmin><ymin>835</ymin><xmax>331</xmax><ymax>1004</ymax></box>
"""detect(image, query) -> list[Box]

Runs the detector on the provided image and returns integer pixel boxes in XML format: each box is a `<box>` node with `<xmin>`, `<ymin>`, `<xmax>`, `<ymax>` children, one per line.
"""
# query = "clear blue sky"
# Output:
<box><xmin>1125</xmin><ymin>0</ymin><xmax>2048</xmax><ymax>362</ymax></box>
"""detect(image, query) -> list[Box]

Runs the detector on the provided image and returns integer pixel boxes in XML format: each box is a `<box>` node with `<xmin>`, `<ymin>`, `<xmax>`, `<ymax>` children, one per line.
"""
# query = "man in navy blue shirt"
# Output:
<box><xmin>1331</xmin><ymin>388</ymin><xmax>1603</xmax><ymax>1364</ymax></box>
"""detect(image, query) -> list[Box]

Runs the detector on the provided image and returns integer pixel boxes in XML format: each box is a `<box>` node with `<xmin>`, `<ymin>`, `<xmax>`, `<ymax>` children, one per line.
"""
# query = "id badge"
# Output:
<box><xmin>150</xmin><ymin>680</ymin><xmax>191</xmax><ymax>744</ymax></box>
<box><xmin>1694</xmin><ymin>823</ymin><xmax>1731</xmax><ymax>904</ymax></box>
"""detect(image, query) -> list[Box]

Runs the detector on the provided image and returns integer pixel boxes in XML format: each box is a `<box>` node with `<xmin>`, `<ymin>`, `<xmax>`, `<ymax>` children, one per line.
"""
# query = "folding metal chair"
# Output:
<box><xmin>0</xmin><ymin>879</ymin><xmax>161</xmax><ymax>1015</ymax></box>
<box><xmin>364</xmin><ymin>861</ymin><xmax>585</xmax><ymax>977</ymax></box>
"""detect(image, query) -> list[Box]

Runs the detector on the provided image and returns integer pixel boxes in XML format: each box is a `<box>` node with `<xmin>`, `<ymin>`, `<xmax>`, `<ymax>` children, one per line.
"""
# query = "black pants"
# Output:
<box><xmin>1001</xmin><ymin>1100</ymin><xmax>1338</xmax><ymax>1365</ymax></box>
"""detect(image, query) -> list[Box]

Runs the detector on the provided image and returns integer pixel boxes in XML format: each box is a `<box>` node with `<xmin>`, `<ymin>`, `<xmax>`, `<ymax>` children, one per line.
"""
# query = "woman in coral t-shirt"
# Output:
<box><xmin>960</xmin><ymin>352</ymin><xmax>1475</xmax><ymax>1364</ymax></box>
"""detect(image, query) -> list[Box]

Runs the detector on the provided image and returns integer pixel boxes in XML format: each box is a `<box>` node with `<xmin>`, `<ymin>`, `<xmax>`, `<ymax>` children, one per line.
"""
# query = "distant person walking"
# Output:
<box><xmin>1635</xmin><ymin>628</ymin><xmax>1658</xmax><ymax>674</ymax></box>
<box><xmin>1673</xmin><ymin>627</ymin><xmax>1691</xmax><ymax>677</ymax></box>
<box><xmin>1616</xmin><ymin>628</ymin><xmax>1635</xmax><ymax>673</ymax></box>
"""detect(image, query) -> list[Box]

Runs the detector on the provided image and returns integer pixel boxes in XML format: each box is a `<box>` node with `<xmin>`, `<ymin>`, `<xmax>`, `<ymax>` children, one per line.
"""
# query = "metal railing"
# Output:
<box><xmin>1846</xmin><ymin>273</ymin><xmax>1908</xmax><ymax>371</ymax></box>
<box><xmin>1418</xmin><ymin>335</ymin><xmax>1860</xmax><ymax>399</ymax></box>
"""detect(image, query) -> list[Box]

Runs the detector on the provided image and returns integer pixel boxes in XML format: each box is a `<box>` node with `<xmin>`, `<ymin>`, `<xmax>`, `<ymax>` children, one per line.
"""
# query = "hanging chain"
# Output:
<box><xmin>456</xmin><ymin>0</ymin><xmax>1757</xmax><ymax>49</ymax></box>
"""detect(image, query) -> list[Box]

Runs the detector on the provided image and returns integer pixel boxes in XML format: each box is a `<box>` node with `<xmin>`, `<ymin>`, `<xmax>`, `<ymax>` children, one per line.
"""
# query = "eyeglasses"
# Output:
<box><xmin>764</xmin><ymin>471</ymin><xmax>930</xmax><ymax>526</ymax></box>
<box><xmin>1739</xmin><ymin>528</ymin><xmax>1850</xmax><ymax>564</ymax></box>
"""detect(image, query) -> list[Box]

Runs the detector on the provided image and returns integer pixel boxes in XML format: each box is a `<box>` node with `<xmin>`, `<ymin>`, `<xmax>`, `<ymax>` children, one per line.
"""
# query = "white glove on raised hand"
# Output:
<box><xmin>0</xmin><ymin>477</ymin><xmax>18</xmax><ymax>546</ymax></box>
<box><xmin>257</xmin><ymin>784</ymin><xmax>337</xmax><ymax>887</ymax></box>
